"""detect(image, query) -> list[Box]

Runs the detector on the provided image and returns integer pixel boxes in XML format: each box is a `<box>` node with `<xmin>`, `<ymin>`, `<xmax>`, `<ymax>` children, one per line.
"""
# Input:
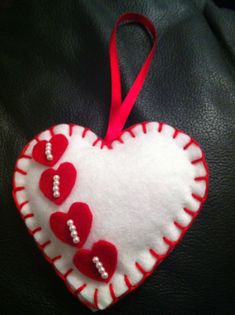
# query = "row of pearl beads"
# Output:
<box><xmin>45</xmin><ymin>142</ymin><xmax>53</xmax><ymax>161</ymax></box>
<box><xmin>67</xmin><ymin>219</ymin><xmax>80</xmax><ymax>244</ymax></box>
<box><xmin>92</xmin><ymin>256</ymin><xmax>108</xmax><ymax>279</ymax></box>
<box><xmin>53</xmin><ymin>175</ymin><xmax>60</xmax><ymax>198</ymax></box>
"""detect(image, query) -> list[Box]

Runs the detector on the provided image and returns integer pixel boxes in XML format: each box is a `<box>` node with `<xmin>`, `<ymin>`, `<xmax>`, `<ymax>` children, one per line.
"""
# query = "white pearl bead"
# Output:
<box><xmin>53</xmin><ymin>175</ymin><xmax>59</xmax><ymax>180</ymax></box>
<box><xmin>98</xmin><ymin>267</ymin><xmax>105</xmax><ymax>274</ymax></box>
<box><xmin>101</xmin><ymin>272</ymin><xmax>108</xmax><ymax>279</ymax></box>
<box><xmin>92</xmin><ymin>256</ymin><xmax>99</xmax><ymax>264</ymax></box>
<box><xmin>53</xmin><ymin>180</ymin><xmax>60</xmax><ymax>185</ymax></box>
<box><xmin>47</xmin><ymin>154</ymin><xmax>53</xmax><ymax>160</ymax></box>
<box><xmin>69</xmin><ymin>225</ymin><xmax>76</xmax><ymax>231</ymax></box>
<box><xmin>53</xmin><ymin>186</ymin><xmax>59</xmax><ymax>192</ymax></box>
<box><xmin>73</xmin><ymin>236</ymin><xmax>80</xmax><ymax>244</ymax></box>
<box><xmin>53</xmin><ymin>191</ymin><xmax>60</xmax><ymax>198</ymax></box>
<box><xmin>96</xmin><ymin>262</ymin><xmax>103</xmax><ymax>269</ymax></box>
<box><xmin>45</xmin><ymin>149</ymin><xmax>51</xmax><ymax>154</ymax></box>
<box><xmin>67</xmin><ymin>220</ymin><xmax>74</xmax><ymax>226</ymax></box>
<box><xmin>71</xmin><ymin>230</ymin><xmax>78</xmax><ymax>237</ymax></box>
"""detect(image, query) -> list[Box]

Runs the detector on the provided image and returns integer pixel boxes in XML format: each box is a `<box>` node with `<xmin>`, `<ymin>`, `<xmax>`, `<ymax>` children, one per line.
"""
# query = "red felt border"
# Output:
<box><xmin>12</xmin><ymin>122</ymin><xmax>209</xmax><ymax>310</ymax></box>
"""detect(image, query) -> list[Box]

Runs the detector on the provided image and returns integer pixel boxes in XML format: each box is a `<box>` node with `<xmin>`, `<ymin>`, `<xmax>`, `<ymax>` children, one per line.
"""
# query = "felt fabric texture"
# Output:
<box><xmin>39</xmin><ymin>162</ymin><xmax>77</xmax><ymax>205</ymax></box>
<box><xmin>73</xmin><ymin>240</ymin><xmax>118</xmax><ymax>283</ymax></box>
<box><xmin>1</xmin><ymin>1</ymin><xmax>235</xmax><ymax>315</ymax></box>
<box><xmin>13</xmin><ymin>122</ymin><xmax>208</xmax><ymax>310</ymax></box>
<box><xmin>32</xmin><ymin>134</ymin><xmax>68</xmax><ymax>166</ymax></box>
<box><xmin>50</xmin><ymin>202</ymin><xmax>93</xmax><ymax>248</ymax></box>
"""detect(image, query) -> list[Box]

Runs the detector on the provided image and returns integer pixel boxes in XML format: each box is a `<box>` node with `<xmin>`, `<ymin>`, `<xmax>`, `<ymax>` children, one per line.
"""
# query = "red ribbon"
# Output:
<box><xmin>104</xmin><ymin>12</ymin><xmax>157</xmax><ymax>143</ymax></box>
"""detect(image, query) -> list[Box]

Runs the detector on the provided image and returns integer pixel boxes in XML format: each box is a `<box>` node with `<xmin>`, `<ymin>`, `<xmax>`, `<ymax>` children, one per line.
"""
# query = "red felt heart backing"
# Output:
<box><xmin>50</xmin><ymin>202</ymin><xmax>93</xmax><ymax>248</ymax></box>
<box><xmin>73</xmin><ymin>240</ymin><xmax>118</xmax><ymax>283</ymax></box>
<box><xmin>32</xmin><ymin>134</ymin><xmax>68</xmax><ymax>166</ymax></box>
<box><xmin>39</xmin><ymin>162</ymin><xmax>77</xmax><ymax>205</ymax></box>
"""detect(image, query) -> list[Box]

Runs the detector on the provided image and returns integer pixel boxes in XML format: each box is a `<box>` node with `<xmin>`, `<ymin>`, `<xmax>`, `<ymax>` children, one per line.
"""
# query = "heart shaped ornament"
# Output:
<box><xmin>12</xmin><ymin>14</ymin><xmax>209</xmax><ymax>311</ymax></box>
<box><xmin>13</xmin><ymin>122</ymin><xmax>208</xmax><ymax>310</ymax></box>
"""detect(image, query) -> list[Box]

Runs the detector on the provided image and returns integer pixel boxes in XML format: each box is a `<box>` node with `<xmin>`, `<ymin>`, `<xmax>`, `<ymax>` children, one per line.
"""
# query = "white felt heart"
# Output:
<box><xmin>13</xmin><ymin>122</ymin><xmax>208</xmax><ymax>311</ymax></box>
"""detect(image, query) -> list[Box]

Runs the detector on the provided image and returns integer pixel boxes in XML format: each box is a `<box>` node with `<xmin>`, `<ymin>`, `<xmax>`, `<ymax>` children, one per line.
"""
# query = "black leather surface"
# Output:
<box><xmin>0</xmin><ymin>0</ymin><xmax>235</xmax><ymax>314</ymax></box>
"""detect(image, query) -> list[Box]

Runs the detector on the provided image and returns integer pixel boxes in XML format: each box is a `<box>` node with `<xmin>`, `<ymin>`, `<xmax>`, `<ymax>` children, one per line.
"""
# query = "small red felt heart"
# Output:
<box><xmin>73</xmin><ymin>240</ymin><xmax>118</xmax><ymax>283</ymax></box>
<box><xmin>32</xmin><ymin>134</ymin><xmax>68</xmax><ymax>166</ymax></box>
<box><xmin>50</xmin><ymin>202</ymin><xmax>93</xmax><ymax>247</ymax></box>
<box><xmin>39</xmin><ymin>162</ymin><xmax>77</xmax><ymax>205</ymax></box>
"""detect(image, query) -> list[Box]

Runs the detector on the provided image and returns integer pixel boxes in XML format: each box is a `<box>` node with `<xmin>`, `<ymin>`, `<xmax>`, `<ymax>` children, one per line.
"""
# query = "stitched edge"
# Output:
<box><xmin>12</xmin><ymin>122</ymin><xmax>209</xmax><ymax>310</ymax></box>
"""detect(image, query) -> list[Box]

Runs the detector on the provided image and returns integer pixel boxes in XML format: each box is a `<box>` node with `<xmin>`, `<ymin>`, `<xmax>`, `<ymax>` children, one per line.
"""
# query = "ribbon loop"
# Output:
<box><xmin>104</xmin><ymin>12</ymin><xmax>157</xmax><ymax>143</ymax></box>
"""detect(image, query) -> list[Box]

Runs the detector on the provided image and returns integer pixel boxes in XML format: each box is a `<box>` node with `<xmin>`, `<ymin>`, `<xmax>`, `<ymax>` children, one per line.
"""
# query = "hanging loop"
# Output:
<box><xmin>104</xmin><ymin>12</ymin><xmax>157</xmax><ymax>143</ymax></box>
